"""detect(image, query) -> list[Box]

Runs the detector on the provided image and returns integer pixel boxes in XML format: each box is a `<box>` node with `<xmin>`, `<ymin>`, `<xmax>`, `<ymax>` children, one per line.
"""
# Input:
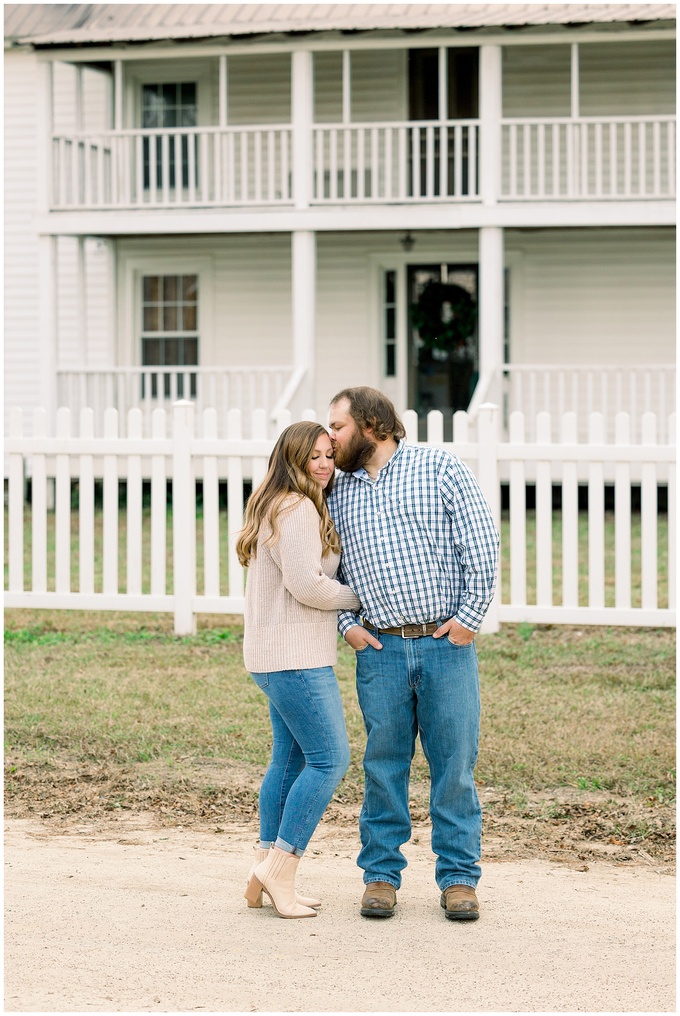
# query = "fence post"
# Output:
<box><xmin>173</xmin><ymin>400</ymin><xmax>196</xmax><ymax>635</ymax></box>
<box><xmin>477</xmin><ymin>402</ymin><xmax>500</xmax><ymax>634</ymax></box>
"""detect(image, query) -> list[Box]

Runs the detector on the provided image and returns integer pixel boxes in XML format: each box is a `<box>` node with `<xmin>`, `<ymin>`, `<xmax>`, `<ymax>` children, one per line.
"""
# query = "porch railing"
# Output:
<box><xmin>56</xmin><ymin>367</ymin><xmax>293</xmax><ymax>436</ymax></box>
<box><xmin>51</xmin><ymin>126</ymin><xmax>294</xmax><ymax>208</ymax></box>
<box><xmin>50</xmin><ymin>115</ymin><xmax>675</xmax><ymax>210</ymax></box>
<box><xmin>500</xmin><ymin>364</ymin><xmax>676</xmax><ymax>443</ymax></box>
<box><xmin>502</xmin><ymin>116</ymin><xmax>676</xmax><ymax>200</ymax></box>
<box><xmin>312</xmin><ymin>120</ymin><xmax>479</xmax><ymax>202</ymax></box>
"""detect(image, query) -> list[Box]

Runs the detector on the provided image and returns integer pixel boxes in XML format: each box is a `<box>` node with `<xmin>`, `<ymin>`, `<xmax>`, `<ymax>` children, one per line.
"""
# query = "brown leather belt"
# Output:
<box><xmin>362</xmin><ymin>619</ymin><xmax>439</xmax><ymax>639</ymax></box>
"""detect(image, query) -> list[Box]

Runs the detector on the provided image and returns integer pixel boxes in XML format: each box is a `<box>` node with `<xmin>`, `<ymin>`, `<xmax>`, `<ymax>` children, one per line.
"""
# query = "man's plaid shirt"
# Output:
<box><xmin>327</xmin><ymin>440</ymin><xmax>499</xmax><ymax>636</ymax></box>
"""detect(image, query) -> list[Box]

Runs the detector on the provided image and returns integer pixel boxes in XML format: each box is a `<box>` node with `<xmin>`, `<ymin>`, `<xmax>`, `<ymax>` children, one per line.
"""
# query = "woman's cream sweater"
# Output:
<box><xmin>242</xmin><ymin>495</ymin><xmax>360</xmax><ymax>673</ymax></box>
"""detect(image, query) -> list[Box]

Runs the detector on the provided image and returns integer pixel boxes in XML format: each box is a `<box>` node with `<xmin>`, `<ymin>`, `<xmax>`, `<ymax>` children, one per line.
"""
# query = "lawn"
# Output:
<box><xmin>4</xmin><ymin>610</ymin><xmax>675</xmax><ymax>865</ymax></box>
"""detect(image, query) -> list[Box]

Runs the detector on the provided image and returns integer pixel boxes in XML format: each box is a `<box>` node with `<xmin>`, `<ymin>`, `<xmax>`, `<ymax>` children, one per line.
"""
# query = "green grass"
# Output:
<box><xmin>4</xmin><ymin>611</ymin><xmax>675</xmax><ymax>860</ymax></box>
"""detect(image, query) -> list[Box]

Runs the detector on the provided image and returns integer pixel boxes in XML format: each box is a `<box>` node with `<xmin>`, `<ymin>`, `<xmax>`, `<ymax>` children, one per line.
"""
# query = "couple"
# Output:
<box><xmin>238</xmin><ymin>386</ymin><xmax>499</xmax><ymax>921</ymax></box>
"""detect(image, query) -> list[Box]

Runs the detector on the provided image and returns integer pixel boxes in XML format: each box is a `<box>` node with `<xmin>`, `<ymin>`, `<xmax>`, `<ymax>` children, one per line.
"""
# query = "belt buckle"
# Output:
<box><xmin>401</xmin><ymin>623</ymin><xmax>427</xmax><ymax>639</ymax></box>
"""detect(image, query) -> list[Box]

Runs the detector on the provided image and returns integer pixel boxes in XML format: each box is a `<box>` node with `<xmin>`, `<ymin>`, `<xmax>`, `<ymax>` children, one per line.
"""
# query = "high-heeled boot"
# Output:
<box><xmin>246</xmin><ymin>847</ymin><xmax>321</xmax><ymax>910</ymax></box>
<box><xmin>244</xmin><ymin>847</ymin><xmax>317</xmax><ymax>919</ymax></box>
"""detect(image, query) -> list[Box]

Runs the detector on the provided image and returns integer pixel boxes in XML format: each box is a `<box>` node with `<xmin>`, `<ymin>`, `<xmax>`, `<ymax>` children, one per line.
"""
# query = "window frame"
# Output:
<box><xmin>118</xmin><ymin>254</ymin><xmax>214</xmax><ymax>376</ymax></box>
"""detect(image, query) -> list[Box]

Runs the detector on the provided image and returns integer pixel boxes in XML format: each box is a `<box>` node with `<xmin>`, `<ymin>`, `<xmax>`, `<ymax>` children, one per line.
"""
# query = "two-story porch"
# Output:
<box><xmin>5</xmin><ymin>5</ymin><xmax>675</xmax><ymax>438</ymax></box>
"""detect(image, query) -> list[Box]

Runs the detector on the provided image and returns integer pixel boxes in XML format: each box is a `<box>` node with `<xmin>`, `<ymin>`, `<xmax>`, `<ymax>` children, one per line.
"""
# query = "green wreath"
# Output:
<box><xmin>409</xmin><ymin>281</ymin><xmax>477</xmax><ymax>353</ymax></box>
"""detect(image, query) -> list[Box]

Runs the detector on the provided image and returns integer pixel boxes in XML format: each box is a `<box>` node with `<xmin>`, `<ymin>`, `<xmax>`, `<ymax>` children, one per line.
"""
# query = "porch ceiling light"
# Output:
<box><xmin>400</xmin><ymin>232</ymin><xmax>415</xmax><ymax>252</ymax></box>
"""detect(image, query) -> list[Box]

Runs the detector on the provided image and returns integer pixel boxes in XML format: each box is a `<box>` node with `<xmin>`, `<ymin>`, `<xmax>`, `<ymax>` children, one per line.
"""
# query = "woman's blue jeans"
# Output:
<box><xmin>355</xmin><ymin>633</ymin><xmax>481</xmax><ymax>891</ymax></box>
<box><xmin>250</xmin><ymin>667</ymin><xmax>350</xmax><ymax>856</ymax></box>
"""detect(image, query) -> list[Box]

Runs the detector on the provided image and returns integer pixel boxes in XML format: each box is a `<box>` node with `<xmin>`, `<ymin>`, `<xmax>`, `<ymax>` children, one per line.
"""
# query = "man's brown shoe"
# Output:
<box><xmin>440</xmin><ymin>885</ymin><xmax>480</xmax><ymax>921</ymax></box>
<box><xmin>361</xmin><ymin>881</ymin><xmax>397</xmax><ymax>918</ymax></box>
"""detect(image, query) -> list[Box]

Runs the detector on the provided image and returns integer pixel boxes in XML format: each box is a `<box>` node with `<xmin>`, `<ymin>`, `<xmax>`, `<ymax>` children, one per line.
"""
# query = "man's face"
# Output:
<box><xmin>329</xmin><ymin>398</ymin><xmax>376</xmax><ymax>473</ymax></box>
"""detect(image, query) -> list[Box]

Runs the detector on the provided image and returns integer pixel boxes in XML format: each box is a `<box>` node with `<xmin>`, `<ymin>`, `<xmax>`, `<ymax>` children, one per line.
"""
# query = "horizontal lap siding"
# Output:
<box><xmin>4</xmin><ymin>51</ymin><xmax>40</xmax><ymax>428</ymax></box>
<box><xmin>116</xmin><ymin>234</ymin><xmax>292</xmax><ymax>368</ymax></box>
<box><xmin>507</xmin><ymin>228</ymin><xmax>675</xmax><ymax>365</ymax></box>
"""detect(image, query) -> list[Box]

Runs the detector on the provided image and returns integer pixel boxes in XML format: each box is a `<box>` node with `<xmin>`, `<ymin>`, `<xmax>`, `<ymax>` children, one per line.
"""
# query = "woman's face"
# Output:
<box><xmin>306</xmin><ymin>432</ymin><xmax>335</xmax><ymax>489</ymax></box>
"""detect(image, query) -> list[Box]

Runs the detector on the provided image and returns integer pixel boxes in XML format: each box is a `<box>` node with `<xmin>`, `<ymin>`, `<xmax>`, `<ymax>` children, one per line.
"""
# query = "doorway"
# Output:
<box><xmin>407</xmin><ymin>263</ymin><xmax>478</xmax><ymax>437</ymax></box>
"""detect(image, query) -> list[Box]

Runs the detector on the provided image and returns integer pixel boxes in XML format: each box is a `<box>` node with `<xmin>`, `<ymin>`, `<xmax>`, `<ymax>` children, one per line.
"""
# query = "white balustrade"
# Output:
<box><xmin>56</xmin><ymin>366</ymin><xmax>293</xmax><ymax>437</ymax></box>
<box><xmin>313</xmin><ymin>120</ymin><xmax>479</xmax><ymax>202</ymax></box>
<box><xmin>501</xmin><ymin>364</ymin><xmax>675</xmax><ymax>443</ymax></box>
<box><xmin>51</xmin><ymin>126</ymin><xmax>293</xmax><ymax>209</ymax></box>
<box><xmin>502</xmin><ymin>116</ymin><xmax>676</xmax><ymax>200</ymax></box>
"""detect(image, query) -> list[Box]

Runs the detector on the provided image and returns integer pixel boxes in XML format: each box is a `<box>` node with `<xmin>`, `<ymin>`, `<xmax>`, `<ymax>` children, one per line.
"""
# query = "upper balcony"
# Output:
<box><xmin>42</xmin><ymin>39</ymin><xmax>676</xmax><ymax>219</ymax></box>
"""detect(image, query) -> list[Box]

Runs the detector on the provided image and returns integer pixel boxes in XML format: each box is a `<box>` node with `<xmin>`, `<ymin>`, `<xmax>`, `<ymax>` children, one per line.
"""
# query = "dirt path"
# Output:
<box><xmin>5</xmin><ymin>816</ymin><xmax>675</xmax><ymax>1013</ymax></box>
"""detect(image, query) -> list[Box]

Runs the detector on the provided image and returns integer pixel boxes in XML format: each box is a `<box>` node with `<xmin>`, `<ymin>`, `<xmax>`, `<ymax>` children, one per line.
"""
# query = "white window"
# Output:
<box><xmin>141</xmin><ymin>274</ymin><xmax>199</xmax><ymax>398</ymax></box>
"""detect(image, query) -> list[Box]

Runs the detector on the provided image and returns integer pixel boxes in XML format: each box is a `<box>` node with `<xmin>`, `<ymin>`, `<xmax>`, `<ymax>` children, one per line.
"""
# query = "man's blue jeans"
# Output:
<box><xmin>250</xmin><ymin>667</ymin><xmax>350</xmax><ymax>856</ymax></box>
<box><xmin>355</xmin><ymin>633</ymin><xmax>481</xmax><ymax>890</ymax></box>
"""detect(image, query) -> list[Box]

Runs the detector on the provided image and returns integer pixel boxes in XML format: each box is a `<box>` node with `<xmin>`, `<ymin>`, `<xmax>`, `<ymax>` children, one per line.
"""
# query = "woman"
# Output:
<box><xmin>237</xmin><ymin>421</ymin><xmax>360</xmax><ymax>919</ymax></box>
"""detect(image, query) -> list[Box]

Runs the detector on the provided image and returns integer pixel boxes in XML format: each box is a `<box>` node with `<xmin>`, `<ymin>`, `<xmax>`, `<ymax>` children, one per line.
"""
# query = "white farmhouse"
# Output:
<box><xmin>4</xmin><ymin>3</ymin><xmax>676</xmax><ymax>439</ymax></box>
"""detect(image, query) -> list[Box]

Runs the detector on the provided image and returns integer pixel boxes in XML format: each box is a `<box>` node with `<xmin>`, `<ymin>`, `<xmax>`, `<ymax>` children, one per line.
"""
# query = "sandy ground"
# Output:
<box><xmin>4</xmin><ymin>816</ymin><xmax>675</xmax><ymax>1014</ymax></box>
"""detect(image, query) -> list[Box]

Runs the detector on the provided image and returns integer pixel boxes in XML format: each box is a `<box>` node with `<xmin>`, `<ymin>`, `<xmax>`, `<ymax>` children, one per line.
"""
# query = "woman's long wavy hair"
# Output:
<box><xmin>236</xmin><ymin>421</ymin><xmax>341</xmax><ymax>566</ymax></box>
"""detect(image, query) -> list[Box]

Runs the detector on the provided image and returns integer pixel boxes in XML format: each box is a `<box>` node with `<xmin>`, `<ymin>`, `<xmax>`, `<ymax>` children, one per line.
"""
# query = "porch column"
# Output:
<box><xmin>38</xmin><ymin>235</ymin><xmax>58</xmax><ymax>429</ymax></box>
<box><xmin>479</xmin><ymin>44</ymin><xmax>502</xmax><ymax>206</ymax></box>
<box><xmin>478</xmin><ymin>226</ymin><xmax>504</xmax><ymax>386</ymax></box>
<box><xmin>292</xmin><ymin>50</ymin><xmax>313</xmax><ymax>209</ymax></box>
<box><xmin>292</xmin><ymin>230</ymin><xmax>316</xmax><ymax>410</ymax></box>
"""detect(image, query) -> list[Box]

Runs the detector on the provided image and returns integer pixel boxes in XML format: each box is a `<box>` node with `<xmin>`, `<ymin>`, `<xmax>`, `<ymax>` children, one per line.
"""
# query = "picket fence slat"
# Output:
<box><xmin>151</xmin><ymin>409</ymin><xmax>167</xmax><ymax>597</ymax></box>
<box><xmin>508</xmin><ymin>412</ymin><xmax>527</xmax><ymax>606</ymax></box>
<box><xmin>4</xmin><ymin>402</ymin><xmax>675</xmax><ymax>633</ymax></box>
<box><xmin>8</xmin><ymin>409</ymin><xmax>24</xmax><ymax>594</ymax></box>
<box><xmin>535</xmin><ymin>412</ymin><xmax>552</xmax><ymax>607</ymax></box>
<box><xmin>614</xmin><ymin>413</ymin><xmax>632</xmax><ymax>609</ymax></box>
<box><xmin>55</xmin><ymin>408</ymin><xmax>71</xmax><ymax>594</ymax></box>
<box><xmin>103</xmin><ymin>408</ymin><xmax>119</xmax><ymax>596</ymax></box>
<box><xmin>31</xmin><ymin>409</ymin><xmax>48</xmax><ymax>594</ymax></box>
<box><xmin>641</xmin><ymin>412</ymin><xmax>658</xmax><ymax>611</ymax></box>
<box><xmin>227</xmin><ymin>408</ymin><xmax>245</xmax><ymax>601</ymax></box>
<box><xmin>126</xmin><ymin>409</ymin><xmax>143</xmax><ymax>597</ymax></box>
<box><xmin>79</xmin><ymin>409</ymin><xmax>95</xmax><ymax>595</ymax></box>
<box><xmin>202</xmin><ymin>408</ymin><xmax>220</xmax><ymax>598</ymax></box>
<box><xmin>587</xmin><ymin>413</ymin><xmax>606</xmax><ymax>609</ymax></box>
<box><xmin>561</xmin><ymin>413</ymin><xmax>579</xmax><ymax>608</ymax></box>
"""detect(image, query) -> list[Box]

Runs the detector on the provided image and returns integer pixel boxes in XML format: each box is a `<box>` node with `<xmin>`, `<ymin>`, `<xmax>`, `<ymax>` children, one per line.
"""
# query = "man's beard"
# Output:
<box><xmin>333</xmin><ymin>429</ymin><xmax>376</xmax><ymax>473</ymax></box>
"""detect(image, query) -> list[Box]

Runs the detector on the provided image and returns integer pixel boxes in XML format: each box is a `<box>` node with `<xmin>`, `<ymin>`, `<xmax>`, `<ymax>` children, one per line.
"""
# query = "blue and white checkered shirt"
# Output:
<box><xmin>327</xmin><ymin>441</ymin><xmax>499</xmax><ymax>636</ymax></box>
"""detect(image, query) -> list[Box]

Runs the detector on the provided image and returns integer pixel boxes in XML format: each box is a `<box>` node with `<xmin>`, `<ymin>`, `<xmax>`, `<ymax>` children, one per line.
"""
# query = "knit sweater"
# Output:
<box><xmin>242</xmin><ymin>495</ymin><xmax>360</xmax><ymax>673</ymax></box>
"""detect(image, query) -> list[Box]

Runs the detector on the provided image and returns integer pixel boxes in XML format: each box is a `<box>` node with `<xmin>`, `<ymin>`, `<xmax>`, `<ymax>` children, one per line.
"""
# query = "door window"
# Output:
<box><xmin>408</xmin><ymin>264</ymin><xmax>478</xmax><ymax>436</ymax></box>
<box><xmin>142</xmin><ymin>83</ymin><xmax>197</xmax><ymax>190</ymax></box>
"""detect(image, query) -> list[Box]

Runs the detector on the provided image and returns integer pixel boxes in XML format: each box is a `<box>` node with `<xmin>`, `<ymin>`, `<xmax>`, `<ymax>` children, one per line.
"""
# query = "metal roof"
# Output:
<box><xmin>5</xmin><ymin>4</ymin><xmax>676</xmax><ymax>47</ymax></box>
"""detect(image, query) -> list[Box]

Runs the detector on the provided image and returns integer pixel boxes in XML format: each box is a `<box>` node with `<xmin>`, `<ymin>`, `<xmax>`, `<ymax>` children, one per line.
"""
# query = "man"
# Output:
<box><xmin>327</xmin><ymin>386</ymin><xmax>499</xmax><ymax>921</ymax></box>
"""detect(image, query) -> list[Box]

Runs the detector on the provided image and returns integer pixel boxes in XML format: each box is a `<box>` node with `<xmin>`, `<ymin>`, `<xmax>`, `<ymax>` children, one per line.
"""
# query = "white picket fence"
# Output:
<box><xmin>5</xmin><ymin>402</ymin><xmax>675</xmax><ymax>634</ymax></box>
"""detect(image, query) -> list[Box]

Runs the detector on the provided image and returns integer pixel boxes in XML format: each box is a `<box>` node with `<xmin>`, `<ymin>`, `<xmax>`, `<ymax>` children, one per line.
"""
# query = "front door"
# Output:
<box><xmin>407</xmin><ymin>263</ymin><xmax>478</xmax><ymax>433</ymax></box>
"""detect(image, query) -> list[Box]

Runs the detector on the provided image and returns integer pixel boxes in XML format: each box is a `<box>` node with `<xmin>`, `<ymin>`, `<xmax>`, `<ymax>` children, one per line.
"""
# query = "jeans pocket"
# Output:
<box><xmin>446</xmin><ymin>636</ymin><xmax>474</xmax><ymax>649</ymax></box>
<box><xmin>355</xmin><ymin>644</ymin><xmax>370</xmax><ymax>653</ymax></box>
<box><xmin>251</xmin><ymin>672</ymin><xmax>270</xmax><ymax>689</ymax></box>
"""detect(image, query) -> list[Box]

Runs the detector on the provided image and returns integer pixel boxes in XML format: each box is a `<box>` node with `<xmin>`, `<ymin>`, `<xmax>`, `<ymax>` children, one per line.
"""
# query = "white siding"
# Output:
<box><xmin>57</xmin><ymin>237</ymin><xmax>114</xmax><ymax>368</ymax></box>
<box><xmin>579</xmin><ymin>40</ymin><xmax>676</xmax><ymax>116</ymax></box>
<box><xmin>116</xmin><ymin>234</ymin><xmax>292</xmax><ymax>367</ymax></box>
<box><xmin>506</xmin><ymin>227</ymin><xmax>675</xmax><ymax>365</ymax></box>
<box><xmin>4</xmin><ymin>50</ymin><xmax>41</xmax><ymax>422</ymax></box>
<box><xmin>503</xmin><ymin>39</ymin><xmax>675</xmax><ymax>117</ymax></box>
<box><xmin>227</xmin><ymin>53</ymin><xmax>291</xmax><ymax>125</ymax></box>
<box><xmin>503</xmin><ymin>45</ymin><xmax>572</xmax><ymax>117</ymax></box>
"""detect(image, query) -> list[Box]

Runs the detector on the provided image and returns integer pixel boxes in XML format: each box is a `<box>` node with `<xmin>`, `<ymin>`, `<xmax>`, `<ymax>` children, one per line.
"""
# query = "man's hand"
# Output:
<box><xmin>344</xmin><ymin>625</ymin><xmax>383</xmax><ymax>651</ymax></box>
<box><xmin>432</xmin><ymin>618</ymin><xmax>476</xmax><ymax>645</ymax></box>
